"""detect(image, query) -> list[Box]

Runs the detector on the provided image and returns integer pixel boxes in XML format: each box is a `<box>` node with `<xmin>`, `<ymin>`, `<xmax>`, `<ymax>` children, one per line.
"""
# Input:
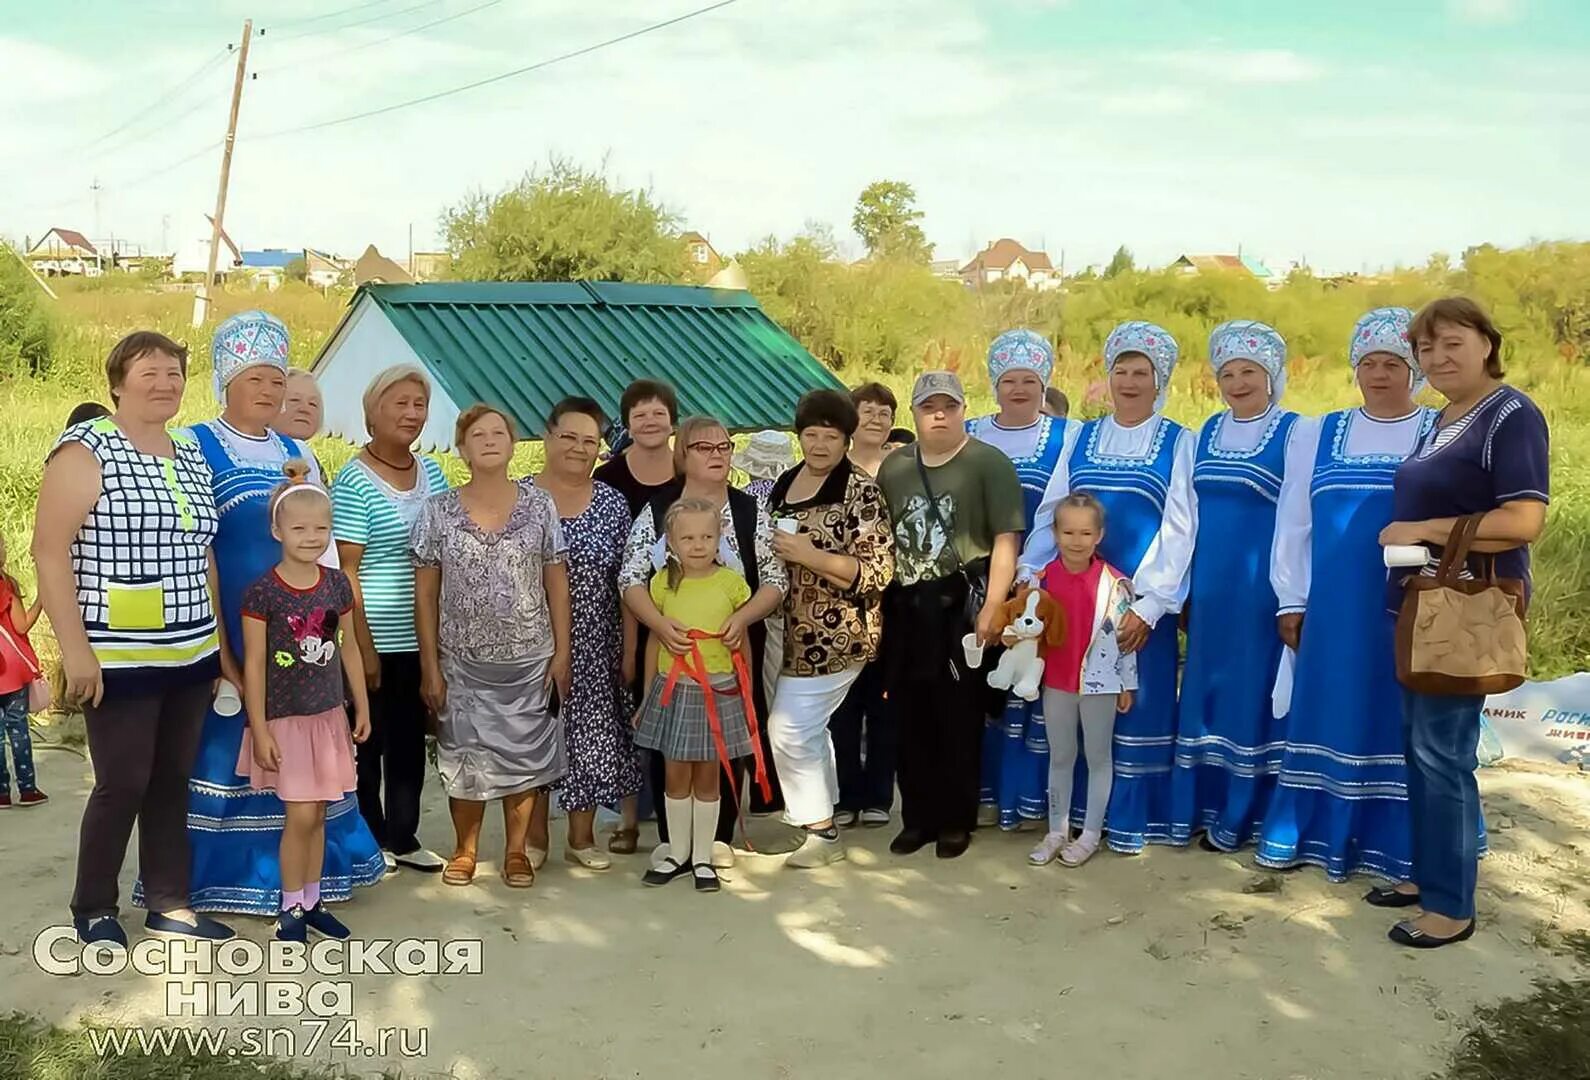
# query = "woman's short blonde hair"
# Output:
<box><xmin>362</xmin><ymin>364</ymin><xmax>431</xmax><ymax>436</ymax></box>
<box><xmin>454</xmin><ymin>403</ymin><xmax>517</xmax><ymax>450</ymax></box>
<box><xmin>285</xmin><ymin>368</ymin><xmax>319</xmax><ymax>390</ymax></box>
<box><xmin>672</xmin><ymin>415</ymin><xmax>729</xmax><ymax>477</ymax></box>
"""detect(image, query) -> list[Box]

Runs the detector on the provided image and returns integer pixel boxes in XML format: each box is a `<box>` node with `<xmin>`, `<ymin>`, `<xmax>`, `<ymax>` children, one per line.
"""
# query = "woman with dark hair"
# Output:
<box><xmin>525</xmin><ymin>397</ymin><xmax>643</xmax><ymax>869</ymax></box>
<box><xmin>1379</xmin><ymin>297</ymin><xmax>1549</xmax><ymax>948</ymax></box>
<box><xmin>765</xmin><ymin>390</ymin><xmax>894</xmax><ymax>866</ymax></box>
<box><xmin>620</xmin><ymin>415</ymin><xmax>787</xmax><ymax>867</ymax></box>
<box><xmin>35</xmin><ymin>332</ymin><xmax>234</xmax><ymax>945</ymax></box>
<box><xmin>593</xmin><ymin>380</ymin><xmax>679</xmax><ymax>517</ymax></box>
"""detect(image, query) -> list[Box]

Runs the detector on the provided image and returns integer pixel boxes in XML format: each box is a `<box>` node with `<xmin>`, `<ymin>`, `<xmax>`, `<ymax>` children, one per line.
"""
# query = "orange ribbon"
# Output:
<box><xmin>659</xmin><ymin>629</ymin><xmax>771</xmax><ymax>847</ymax></box>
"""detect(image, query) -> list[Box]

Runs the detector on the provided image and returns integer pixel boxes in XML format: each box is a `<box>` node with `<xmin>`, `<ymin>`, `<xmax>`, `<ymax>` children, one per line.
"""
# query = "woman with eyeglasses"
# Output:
<box><xmin>619</xmin><ymin>415</ymin><xmax>788</xmax><ymax>869</ymax></box>
<box><xmin>524</xmin><ymin>397</ymin><xmax>644</xmax><ymax>870</ymax></box>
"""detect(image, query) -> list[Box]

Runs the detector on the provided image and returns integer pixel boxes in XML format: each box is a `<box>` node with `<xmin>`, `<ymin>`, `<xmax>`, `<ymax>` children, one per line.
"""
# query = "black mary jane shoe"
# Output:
<box><xmin>693</xmin><ymin>866</ymin><xmax>722</xmax><ymax>893</ymax></box>
<box><xmin>1388</xmin><ymin>918</ymin><xmax>1476</xmax><ymax>950</ymax></box>
<box><xmin>1363</xmin><ymin>885</ymin><xmax>1421</xmax><ymax>909</ymax></box>
<box><xmin>642</xmin><ymin>858</ymin><xmax>691</xmax><ymax>887</ymax></box>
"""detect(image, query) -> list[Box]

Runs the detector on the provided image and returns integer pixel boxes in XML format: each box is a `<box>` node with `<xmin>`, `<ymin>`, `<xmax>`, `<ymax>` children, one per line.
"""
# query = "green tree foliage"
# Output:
<box><xmin>851</xmin><ymin>180</ymin><xmax>933</xmax><ymax>264</ymax></box>
<box><xmin>0</xmin><ymin>249</ymin><xmax>52</xmax><ymax>376</ymax></box>
<box><xmin>441</xmin><ymin>159</ymin><xmax>685</xmax><ymax>283</ymax></box>
<box><xmin>284</xmin><ymin>256</ymin><xmax>308</xmax><ymax>283</ymax></box>
<box><xmin>1104</xmin><ymin>245</ymin><xmax>1134</xmax><ymax>278</ymax></box>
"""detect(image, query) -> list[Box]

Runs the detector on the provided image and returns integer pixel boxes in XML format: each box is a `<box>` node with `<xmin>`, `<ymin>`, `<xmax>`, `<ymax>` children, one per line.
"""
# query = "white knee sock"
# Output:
<box><xmin>664</xmin><ymin>796</ymin><xmax>694</xmax><ymax>866</ymax></box>
<box><xmin>692</xmin><ymin>798</ymin><xmax>720</xmax><ymax>874</ymax></box>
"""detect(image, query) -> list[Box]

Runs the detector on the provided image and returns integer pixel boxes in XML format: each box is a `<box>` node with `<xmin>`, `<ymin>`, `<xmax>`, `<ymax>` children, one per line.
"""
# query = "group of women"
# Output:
<box><xmin>38</xmin><ymin>296</ymin><xmax>1546</xmax><ymax>953</ymax></box>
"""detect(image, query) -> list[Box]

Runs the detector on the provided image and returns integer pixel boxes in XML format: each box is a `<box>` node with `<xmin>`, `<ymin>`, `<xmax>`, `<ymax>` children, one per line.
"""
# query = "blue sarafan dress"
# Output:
<box><xmin>970</xmin><ymin>413</ymin><xmax>1069</xmax><ymax>829</ymax></box>
<box><xmin>1068</xmin><ymin>416</ymin><xmax>1187</xmax><ymax>852</ymax></box>
<box><xmin>1170</xmin><ymin>407</ymin><xmax>1299</xmax><ymax>849</ymax></box>
<box><xmin>1257</xmin><ymin>407</ymin><xmax>1490</xmax><ymax>880</ymax></box>
<box><xmin>134</xmin><ymin>420</ymin><xmax>385</xmax><ymax>915</ymax></box>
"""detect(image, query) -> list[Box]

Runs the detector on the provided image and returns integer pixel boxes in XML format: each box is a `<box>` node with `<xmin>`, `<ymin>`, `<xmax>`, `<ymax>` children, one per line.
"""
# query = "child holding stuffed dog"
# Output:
<box><xmin>1029</xmin><ymin>493</ymin><xmax>1136</xmax><ymax>867</ymax></box>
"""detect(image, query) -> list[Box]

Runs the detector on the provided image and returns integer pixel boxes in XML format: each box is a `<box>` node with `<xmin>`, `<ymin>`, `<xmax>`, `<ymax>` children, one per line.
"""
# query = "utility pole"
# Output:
<box><xmin>193</xmin><ymin>19</ymin><xmax>253</xmax><ymax>328</ymax></box>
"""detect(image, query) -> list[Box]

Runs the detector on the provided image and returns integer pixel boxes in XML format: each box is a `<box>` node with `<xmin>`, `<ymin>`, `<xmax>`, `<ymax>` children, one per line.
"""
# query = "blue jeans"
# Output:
<box><xmin>1402</xmin><ymin>688</ymin><xmax>1483</xmax><ymax>920</ymax></box>
<box><xmin>0</xmin><ymin>688</ymin><xmax>37</xmax><ymax>794</ymax></box>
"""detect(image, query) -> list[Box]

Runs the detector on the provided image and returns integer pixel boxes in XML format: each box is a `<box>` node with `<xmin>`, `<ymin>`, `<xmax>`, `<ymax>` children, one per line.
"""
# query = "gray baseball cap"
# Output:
<box><xmin>911</xmin><ymin>371</ymin><xmax>966</xmax><ymax>408</ymax></box>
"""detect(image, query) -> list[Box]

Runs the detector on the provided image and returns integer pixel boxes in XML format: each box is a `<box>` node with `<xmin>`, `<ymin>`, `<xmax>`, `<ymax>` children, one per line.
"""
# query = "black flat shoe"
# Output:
<box><xmin>935</xmin><ymin>831</ymin><xmax>971</xmax><ymax>859</ymax></box>
<box><xmin>1364</xmin><ymin>885</ymin><xmax>1421</xmax><ymax>908</ymax></box>
<box><xmin>1198</xmin><ymin>834</ymin><xmax>1225</xmax><ymax>853</ymax></box>
<box><xmin>642</xmin><ymin>858</ymin><xmax>690</xmax><ymax>887</ymax></box>
<box><xmin>693</xmin><ymin>867</ymin><xmax>721</xmax><ymax>893</ymax></box>
<box><xmin>890</xmin><ymin>828</ymin><xmax>932</xmax><ymax>855</ymax></box>
<box><xmin>1389</xmin><ymin>919</ymin><xmax>1475</xmax><ymax>949</ymax></box>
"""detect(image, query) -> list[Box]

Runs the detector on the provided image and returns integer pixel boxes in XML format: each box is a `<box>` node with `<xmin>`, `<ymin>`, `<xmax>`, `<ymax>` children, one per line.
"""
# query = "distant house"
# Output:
<box><xmin>409</xmin><ymin>251</ymin><xmax>451</xmax><ymax>283</ymax></box>
<box><xmin>353</xmin><ymin>245</ymin><xmax>413</xmax><ymax>286</ymax></box>
<box><xmin>929</xmin><ymin>258</ymin><xmax>962</xmax><ymax>280</ymax></box>
<box><xmin>304</xmin><ymin>248</ymin><xmax>348</xmax><ymax>288</ymax></box>
<box><xmin>173</xmin><ymin>215</ymin><xmax>243</xmax><ymax>280</ymax></box>
<box><xmin>1171</xmin><ymin>253</ymin><xmax>1277</xmax><ymax>288</ymax></box>
<box><xmin>27</xmin><ymin>227</ymin><xmax>100</xmax><ymax>276</ymax></box>
<box><xmin>240</xmin><ymin>249</ymin><xmax>301</xmax><ymax>290</ymax></box>
<box><xmin>681</xmin><ymin>231</ymin><xmax>721</xmax><ymax>271</ymax></box>
<box><xmin>959</xmin><ymin>238</ymin><xmax>1059</xmax><ymax>290</ymax></box>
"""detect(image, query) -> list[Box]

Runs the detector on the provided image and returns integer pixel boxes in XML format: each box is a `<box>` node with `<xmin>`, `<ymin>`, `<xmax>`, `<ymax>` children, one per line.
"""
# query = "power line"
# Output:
<box><xmin>263</xmin><ymin>0</ymin><xmax>445</xmax><ymax>42</ymax></box>
<box><xmin>250</xmin><ymin>0</ymin><xmax>743</xmax><ymax>141</ymax></box>
<box><xmin>254</xmin><ymin>0</ymin><xmax>501</xmax><ymax>77</ymax></box>
<box><xmin>262</xmin><ymin>0</ymin><xmax>403</xmax><ymax>31</ymax></box>
<box><xmin>77</xmin><ymin>45</ymin><xmax>233</xmax><ymax>153</ymax></box>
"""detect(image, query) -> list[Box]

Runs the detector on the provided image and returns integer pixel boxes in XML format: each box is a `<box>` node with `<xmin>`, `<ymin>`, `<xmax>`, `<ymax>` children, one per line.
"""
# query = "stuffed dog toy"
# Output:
<box><xmin>987</xmin><ymin>586</ymin><xmax>1066</xmax><ymax>701</ymax></box>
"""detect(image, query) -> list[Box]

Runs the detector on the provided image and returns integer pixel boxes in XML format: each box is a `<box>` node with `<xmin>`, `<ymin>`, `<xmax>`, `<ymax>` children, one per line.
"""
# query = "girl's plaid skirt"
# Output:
<box><xmin>633</xmin><ymin>672</ymin><xmax>754</xmax><ymax>762</ymax></box>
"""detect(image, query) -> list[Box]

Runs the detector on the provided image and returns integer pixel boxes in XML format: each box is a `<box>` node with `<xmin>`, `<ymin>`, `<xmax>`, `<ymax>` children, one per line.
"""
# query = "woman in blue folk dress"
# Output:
<box><xmin>968</xmin><ymin>329</ymin><xmax>1073</xmax><ymax>830</ymax></box>
<box><xmin>1021</xmin><ymin>321</ymin><xmax>1195</xmax><ymax>852</ymax></box>
<box><xmin>1169</xmin><ymin>321</ymin><xmax>1302</xmax><ymax>851</ymax></box>
<box><xmin>1257</xmin><ymin>308</ymin><xmax>1453</xmax><ymax>882</ymax></box>
<box><xmin>147</xmin><ymin>312</ymin><xmax>385</xmax><ymax>916</ymax></box>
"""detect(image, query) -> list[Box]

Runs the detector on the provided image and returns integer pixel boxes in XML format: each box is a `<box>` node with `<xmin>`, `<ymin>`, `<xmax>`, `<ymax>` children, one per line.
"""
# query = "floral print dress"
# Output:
<box><xmin>545</xmin><ymin>481</ymin><xmax>645</xmax><ymax>812</ymax></box>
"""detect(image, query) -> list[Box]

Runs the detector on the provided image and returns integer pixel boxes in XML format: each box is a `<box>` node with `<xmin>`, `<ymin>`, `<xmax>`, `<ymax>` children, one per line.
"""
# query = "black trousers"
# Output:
<box><xmin>358</xmin><ymin>651</ymin><xmax>427</xmax><ymax>856</ymax></box>
<box><xmin>830</xmin><ymin>658</ymin><xmax>897</xmax><ymax>812</ymax></box>
<box><xmin>72</xmin><ymin>679</ymin><xmax>211</xmax><ymax>918</ymax></box>
<box><xmin>649</xmin><ymin>750</ymin><xmax>743</xmax><ymax>846</ymax></box>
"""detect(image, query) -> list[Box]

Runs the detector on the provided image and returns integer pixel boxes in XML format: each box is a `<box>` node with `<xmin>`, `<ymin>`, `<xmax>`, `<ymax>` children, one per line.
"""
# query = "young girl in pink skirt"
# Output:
<box><xmin>239</xmin><ymin>463</ymin><xmax>371</xmax><ymax>942</ymax></box>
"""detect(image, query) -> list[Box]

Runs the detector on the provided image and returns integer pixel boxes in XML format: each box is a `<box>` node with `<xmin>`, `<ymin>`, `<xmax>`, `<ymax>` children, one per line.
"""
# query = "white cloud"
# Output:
<box><xmin>0</xmin><ymin>37</ymin><xmax>113</xmax><ymax>104</ymax></box>
<box><xmin>1160</xmin><ymin>48</ymin><xmax>1325</xmax><ymax>84</ymax></box>
<box><xmin>1449</xmin><ymin>0</ymin><xmax>1525</xmax><ymax>24</ymax></box>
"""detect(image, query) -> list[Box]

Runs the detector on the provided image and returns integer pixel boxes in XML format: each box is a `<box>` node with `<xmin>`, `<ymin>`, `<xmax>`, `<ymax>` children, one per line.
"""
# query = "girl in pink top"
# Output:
<box><xmin>1030</xmin><ymin>494</ymin><xmax>1137</xmax><ymax>868</ymax></box>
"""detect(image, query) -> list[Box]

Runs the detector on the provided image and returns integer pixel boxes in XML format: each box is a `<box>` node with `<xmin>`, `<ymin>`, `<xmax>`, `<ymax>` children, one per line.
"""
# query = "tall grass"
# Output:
<box><xmin>2</xmin><ymin>277</ymin><xmax>1586</xmax><ymax>680</ymax></box>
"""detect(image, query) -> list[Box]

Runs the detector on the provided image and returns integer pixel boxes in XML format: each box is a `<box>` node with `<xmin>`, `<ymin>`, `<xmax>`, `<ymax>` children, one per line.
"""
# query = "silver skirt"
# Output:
<box><xmin>437</xmin><ymin>652</ymin><xmax>565</xmax><ymax>801</ymax></box>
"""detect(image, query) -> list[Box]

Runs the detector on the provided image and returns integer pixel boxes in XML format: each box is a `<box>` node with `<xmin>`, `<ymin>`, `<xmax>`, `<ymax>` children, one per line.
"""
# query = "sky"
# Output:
<box><xmin>1</xmin><ymin>0</ymin><xmax>1587</xmax><ymax>275</ymax></box>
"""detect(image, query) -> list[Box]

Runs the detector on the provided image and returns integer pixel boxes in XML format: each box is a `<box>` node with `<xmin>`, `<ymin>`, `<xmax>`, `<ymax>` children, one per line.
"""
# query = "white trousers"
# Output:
<box><xmin>768</xmin><ymin>664</ymin><xmax>863</xmax><ymax>827</ymax></box>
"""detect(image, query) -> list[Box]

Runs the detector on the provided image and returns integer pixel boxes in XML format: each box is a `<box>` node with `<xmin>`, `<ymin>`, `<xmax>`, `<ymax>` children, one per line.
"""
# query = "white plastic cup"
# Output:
<box><xmin>775</xmin><ymin>518</ymin><xmax>799</xmax><ymax>535</ymax></box>
<box><xmin>214</xmin><ymin>679</ymin><xmax>242</xmax><ymax>717</ymax></box>
<box><xmin>1383</xmin><ymin>544</ymin><xmax>1431</xmax><ymax>569</ymax></box>
<box><xmin>961</xmin><ymin>632</ymin><xmax>984</xmax><ymax>668</ymax></box>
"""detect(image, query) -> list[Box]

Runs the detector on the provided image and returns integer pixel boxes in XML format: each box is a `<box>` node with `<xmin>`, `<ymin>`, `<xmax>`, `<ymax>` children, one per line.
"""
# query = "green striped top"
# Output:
<box><xmin>331</xmin><ymin>457</ymin><xmax>449</xmax><ymax>654</ymax></box>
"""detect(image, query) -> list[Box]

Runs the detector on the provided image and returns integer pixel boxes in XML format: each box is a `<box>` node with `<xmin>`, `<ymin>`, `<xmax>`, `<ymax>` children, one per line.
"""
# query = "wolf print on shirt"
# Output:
<box><xmin>893</xmin><ymin>491</ymin><xmax>957</xmax><ymax>586</ymax></box>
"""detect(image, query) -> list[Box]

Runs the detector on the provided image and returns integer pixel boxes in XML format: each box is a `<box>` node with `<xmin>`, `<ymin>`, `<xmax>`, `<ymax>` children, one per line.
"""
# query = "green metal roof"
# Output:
<box><xmin>338</xmin><ymin>281</ymin><xmax>843</xmax><ymax>437</ymax></box>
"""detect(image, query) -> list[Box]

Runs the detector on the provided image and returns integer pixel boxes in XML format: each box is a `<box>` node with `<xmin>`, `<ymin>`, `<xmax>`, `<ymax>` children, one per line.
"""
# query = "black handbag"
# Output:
<box><xmin>913</xmin><ymin>446</ymin><xmax>989</xmax><ymax>631</ymax></box>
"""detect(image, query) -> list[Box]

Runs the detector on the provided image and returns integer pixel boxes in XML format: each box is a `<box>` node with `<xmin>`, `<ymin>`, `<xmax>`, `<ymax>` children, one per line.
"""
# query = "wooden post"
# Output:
<box><xmin>193</xmin><ymin>19</ymin><xmax>252</xmax><ymax>328</ymax></box>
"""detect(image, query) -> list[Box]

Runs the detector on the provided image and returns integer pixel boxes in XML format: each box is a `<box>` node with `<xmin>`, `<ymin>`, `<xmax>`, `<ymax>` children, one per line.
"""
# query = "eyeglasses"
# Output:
<box><xmin>688</xmin><ymin>441</ymin><xmax>734</xmax><ymax>456</ymax></box>
<box><xmin>552</xmin><ymin>431</ymin><xmax>599</xmax><ymax>451</ymax></box>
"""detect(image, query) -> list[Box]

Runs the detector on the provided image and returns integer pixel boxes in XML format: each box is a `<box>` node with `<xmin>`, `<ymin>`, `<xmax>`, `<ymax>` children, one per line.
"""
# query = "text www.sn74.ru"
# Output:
<box><xmin>89</xmin><ymin>1020</ymin><xmax>428</xmax><ymax>1060</ymax></box>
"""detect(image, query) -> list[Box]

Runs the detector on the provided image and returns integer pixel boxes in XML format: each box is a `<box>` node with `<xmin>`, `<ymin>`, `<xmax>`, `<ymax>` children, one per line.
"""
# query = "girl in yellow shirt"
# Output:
<box><xmin>632</xmin><ymin>499</ymin><xmax>767</xmax><ymax>891</ymax></box>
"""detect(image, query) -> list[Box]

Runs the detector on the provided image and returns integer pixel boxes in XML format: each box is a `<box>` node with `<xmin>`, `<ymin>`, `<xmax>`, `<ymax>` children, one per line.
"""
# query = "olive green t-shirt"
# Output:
<box><xmin>876</xmin><ymin>439</ymin><xmax>1025</xmax><ymax>586</ymax></box>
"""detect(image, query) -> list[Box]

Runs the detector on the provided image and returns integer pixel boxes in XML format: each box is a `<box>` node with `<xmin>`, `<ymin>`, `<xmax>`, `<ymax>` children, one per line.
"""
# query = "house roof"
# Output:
<box><xmin>354</xmin><ymin>244</ymin><xmax>413</xmax><ymax>285</ymax></box>
<box><xmin>34</xmin><ymin>228</ymin><xmax>97</xmax><ymax>254</ymax></box>
<box><xmin>313</xmin><ymin>281</ymin><xmax>844</xmax><ymax>440</ymax></box>
<box><xmin>241</xmin><ymin>249</ymin><xmax>301</xmax><ymax>269</ymax></box>
<box><xmin>1174</xmin><ymin>253</ymin><xmax>1251</xmax><ymax>274</ymax></box>
<box><xmin>960</xmin><ymin>237</ymin><xmax>1053</xmax><ymax>274</ymax></box>
<box><xmin>680</xmin><ymin>230</ymin><xmax>711</xmax><ymax>247</ymax></box>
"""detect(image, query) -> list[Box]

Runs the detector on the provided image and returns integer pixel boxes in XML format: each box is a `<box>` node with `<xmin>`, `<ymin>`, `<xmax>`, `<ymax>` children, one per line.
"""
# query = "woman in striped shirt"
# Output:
<box><xmin>332</xmin><ymin>366</ymin><xmax>450</xmax><ymax>874</ymax></box>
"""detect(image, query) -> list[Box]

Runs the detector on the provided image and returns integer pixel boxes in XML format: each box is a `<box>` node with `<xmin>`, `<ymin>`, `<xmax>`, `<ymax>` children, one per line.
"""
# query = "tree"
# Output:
<box><xmin>851</xmin><ymin>180</ymin><xmax>933</xmax><ymax>264</ymax></box>
<box><xmin>441</xmin><ymin>158</ymin><xmax>685</xmax><ymax>283</ymax></box>
<box><xmin>1104</xmin><ymin>245</ymin><xmax>1135</xmax><ymax>279</ymax></box>
<box><xmin>0</xmin><ymin>246</ymin><xmax>51</xmax><ymax>376</ymax></box>
<box><xmin>284</xmin><ymin>256</ymin><xmax>308</xmax><ymax>283</ymax></box>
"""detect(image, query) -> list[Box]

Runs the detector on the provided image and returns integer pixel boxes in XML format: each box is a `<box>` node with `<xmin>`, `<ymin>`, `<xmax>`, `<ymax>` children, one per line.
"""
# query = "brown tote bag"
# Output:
<box><xmin>1395</xmin><ymin>514</ymin><xmax>1528</xmax><ymax>696</ymax></box>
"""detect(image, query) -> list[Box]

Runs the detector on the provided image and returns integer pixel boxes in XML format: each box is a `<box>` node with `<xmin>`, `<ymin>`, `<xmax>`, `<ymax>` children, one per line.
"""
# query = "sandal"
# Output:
<box><xmin>442</xmin><ymin>853</ymin><xmax>477</xmax><ymax>887</ymax></box>
<box><xmin>608</xmin><ymin>827</ymin><xmax>640</xmax><ymax>855</ymax></box>
<box><xmin>502</xmin><ymin>851</ymin><xmax>536</xmax><ymax>889</ymax></box>
<box><xmin>1059</xmin><ymin>831</ymin><xmax>1102</xmax><ymax>867</ymax></box>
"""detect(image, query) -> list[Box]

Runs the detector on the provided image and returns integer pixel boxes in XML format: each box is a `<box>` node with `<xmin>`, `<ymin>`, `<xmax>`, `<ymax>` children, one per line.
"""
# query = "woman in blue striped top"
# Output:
<box><xmin>332</xmin><ymin>366</ymin><xmax>451</xmax><ymax>874</ymax></box>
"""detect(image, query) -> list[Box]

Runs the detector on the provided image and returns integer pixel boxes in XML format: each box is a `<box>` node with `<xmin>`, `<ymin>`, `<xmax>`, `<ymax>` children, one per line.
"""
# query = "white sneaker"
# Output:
<box><xmin>1028</xmin><ymin>831</ymin><xmax>1067</xmax><ymax>866</ymax></box>
<box><xmin>834</xmin><ymin>810</ymin><xmax>860</xmax><ymax>828</ymax></box>
<box><xmin>859</xmin><ymin>808</ymin><xmax>891</xmax><ymax>828</ymax></box>
<box><xmin>564</xmin><ymin>846</ymin><xmax>612</xmax><ymax>871</ymax></box>
<box><xmin>785</xmin><ymin>832</ymin><xmax>845</xmax><ymax>869</ymax></box>
<box><xmin>711</xmin><ymin>841</ymin><xmax>735</xmax><ymax>869</ymax></box>
<box><xmin>381</xmin><ymin>850</ymin><xmax>398</xmax><ymax>875</ymax></box>
<box><xmin>394</xmin><ymin>848</ymin><xmax>446</xmax><ymax>873</ymax></box>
